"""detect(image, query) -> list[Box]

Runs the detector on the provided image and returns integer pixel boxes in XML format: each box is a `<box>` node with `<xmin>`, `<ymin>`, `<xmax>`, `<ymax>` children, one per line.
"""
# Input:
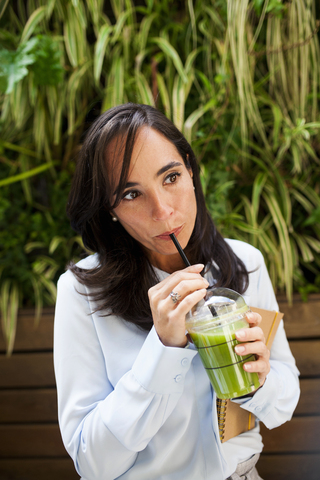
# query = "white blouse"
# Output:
<box><xmin>54</xmin><ymin>239</ymin><xmax>300</xmax><ymax>480</ymax></box>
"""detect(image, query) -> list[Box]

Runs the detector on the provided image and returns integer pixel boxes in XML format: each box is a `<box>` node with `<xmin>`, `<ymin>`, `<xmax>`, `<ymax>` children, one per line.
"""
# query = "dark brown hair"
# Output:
<box><xmin>67</xmin><ymin>103</ymin><xmax>249</xmax><ymax>329</ymax></box>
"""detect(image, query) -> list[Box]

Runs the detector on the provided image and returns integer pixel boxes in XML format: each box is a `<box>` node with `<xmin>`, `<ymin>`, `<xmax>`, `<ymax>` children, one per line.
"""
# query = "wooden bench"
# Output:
<box><xmin>0</xmin><ymin>295</ymin><xmax>319</xmax><ymax>480</ymax></box>
<box><xmin>257</xmin><ymin>294</ymin><xmax>320</xmax><ymax>480</ymax></box>
<box><xmin>0</xmin><ymin>308</ymin><xmax>79</xmax><ymax>480</ymax></box>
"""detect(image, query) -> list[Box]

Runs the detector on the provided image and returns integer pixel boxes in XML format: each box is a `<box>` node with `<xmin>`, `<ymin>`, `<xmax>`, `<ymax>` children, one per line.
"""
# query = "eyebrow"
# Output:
<box><xmin>113</xmin><ymin>161</ymin><xmax>183</xmax><ymax>196</ymax></box>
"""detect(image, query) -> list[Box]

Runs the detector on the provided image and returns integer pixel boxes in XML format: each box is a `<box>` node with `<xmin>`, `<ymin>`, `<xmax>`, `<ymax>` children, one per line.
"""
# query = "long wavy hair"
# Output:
<box><xmin>67</xmin><ymin>103</ymin><xmax>249</xmax><ymax>330</ymax></box>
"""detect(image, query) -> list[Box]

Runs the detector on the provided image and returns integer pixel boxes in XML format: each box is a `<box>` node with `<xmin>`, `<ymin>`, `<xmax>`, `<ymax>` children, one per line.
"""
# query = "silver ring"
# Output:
<box><xmin>170</xmin><ymin>291</ymin><xmax>181</xmax><ymax>304</ymax></box>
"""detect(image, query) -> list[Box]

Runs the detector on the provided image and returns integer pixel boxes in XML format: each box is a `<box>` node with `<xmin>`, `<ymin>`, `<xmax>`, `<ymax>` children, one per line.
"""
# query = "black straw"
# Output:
<box><xmin>169</xmin><ymin>233</ymin><xmax>191</xmax><ymax>267</ymax></box>
<box><xmin>169</xmin><ymin>233</ymin><xmax>217</xmax><ymax>317</ymax></box>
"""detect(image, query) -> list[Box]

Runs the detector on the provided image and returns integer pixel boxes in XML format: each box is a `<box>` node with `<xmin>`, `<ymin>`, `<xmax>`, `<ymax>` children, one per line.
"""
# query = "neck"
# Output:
<box><xmin>150</xmin><ymin>252</ymin><xmax>186</xmax><ymax>274</ymax></box>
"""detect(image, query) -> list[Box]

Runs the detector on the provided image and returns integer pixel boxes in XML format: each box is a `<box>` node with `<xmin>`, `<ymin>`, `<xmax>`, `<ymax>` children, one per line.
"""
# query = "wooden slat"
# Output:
<box><xmin>2</xmin><ymin>377</ymin><xmax>317</xmax><ymax>424</ymax></box>
<box><xmin>0</xmin><ymin>389</ymin><xmax>57</xmax><ymax>423</ymax></box>
<box><xmin>295</xmin><ymin>378</ymin><xmax>320</xmax><ymax>415</ymax></box>
<box><xmin>0</xmin><ymin>308</ymin><xmax>54</xmax><ymax>353</ymax></box>
<box><xmin>0</xmin><ymin>458</ymin><xmax>80</xmax><ymax>480</ymax></box>
<box><xmin>289</xmin><ymin>340</ymin><xmax>320</xmax><ymax>376</ymax></box>
<box><xmin>278</xmin><ymin>294</ymin><xmax>320</xmax><ymax>339</ymax></box>
<box><xmin>260</xmin><ymin>416</ymin><xmax>320</xmax><ymax>453</ymax></box>
<box><xmin>0</xmin><ymin>424</ymin><xmax>67</xmax><ymax>457</ymax></box>
<box><xmin>0</xmin><ymin>352</ymin><xmax>55</xmax><ymax>388</ymax></box>
<box><xmin>257</xmin><ymin>453</ymin><xmax>320</xmax><ymax>480</ymax></box>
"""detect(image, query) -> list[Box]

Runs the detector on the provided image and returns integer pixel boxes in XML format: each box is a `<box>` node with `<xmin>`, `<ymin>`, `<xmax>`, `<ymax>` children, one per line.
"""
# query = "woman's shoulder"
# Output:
<box><xmin>224</xmin><ymin>238</ymin><xmax>264</xmax><ymax>267</ymax></box>
<box><xmin>74</xmin><ymin>253</ymin><xmax>100</xmax><ymax>269</ymax></box>
<box><xmin>57</xmin><ymin>253</ymin><xmax>100</xmax><ymax>287</ymax></box>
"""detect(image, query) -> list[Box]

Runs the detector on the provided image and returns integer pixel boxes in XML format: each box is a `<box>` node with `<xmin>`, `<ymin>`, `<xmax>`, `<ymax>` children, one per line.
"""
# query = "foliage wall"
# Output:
<box><xmin>1</xmin><ymin>0</ymin><xmax>320</xmax><ymax>353</ymax></box>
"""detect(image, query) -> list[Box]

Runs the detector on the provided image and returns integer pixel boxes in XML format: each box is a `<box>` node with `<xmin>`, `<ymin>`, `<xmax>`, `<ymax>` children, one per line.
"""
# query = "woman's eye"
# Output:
<box><xmin>123</xmin><ymin>190</ymin><xmax>140</xmax><ymax>201</ymax></box>
<box><xmin>164</xmin><ymin>172</ymin><xmax>181</xmax><ymax>184</ymax></box>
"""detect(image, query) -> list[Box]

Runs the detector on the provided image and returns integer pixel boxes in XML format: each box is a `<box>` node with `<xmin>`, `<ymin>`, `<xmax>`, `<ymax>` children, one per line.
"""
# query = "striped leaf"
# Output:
<box><xmin>305</xmin><ymin>235</ymin><xmax>320</xmax><ymax>254</ymax></box>
<box><xmin>138</xmin><ymin>12</ymin><xmax>157</xmax><ymax>51</ymax></box>
<box><xmin>252</xmin><ymin>172</ymin><xmax>268</xmax><ymax>221</ymax></box>
<box><xmin>136</xmin><ymin>72</ymin><xmax>154</xmax><ymax>106</ymax></box>
<box><xmin>112</xmin><ymin>9</ymin><xmax>134</xmax><ymax>45</ymax></box>
<box><xmin>292</xmin><ymin>232</ymin><xmax>314</xmax><ymax>263</ymax></box>
<box><xmin>184</xmin><ymin>97</ymin><xmax>216</xmax><ymax>143</ymax></box>
<box><xmin>0</xmin><ymin>0</ymin><xmax>9</xmax><ymax>20</ymax></box>
<box><xmin>156</xmin><ymin>72</ymin><xmax>171</xmax><ymax>118</ymax></box>
<box><xmin>151</xmin><ymin>37</ymin><xmax>188</xmax><ymax>83</ymax></box>
<box><xmin>67</xmin><ymin>61</ymin><xmax>91</xmax><ymax>134</ymax></box>
<box><xmin>30</xmin><ymin>275</ymin><xmax>42</xmax><ymax>328</ymax></box>
<box><xmin>0</xmin><ymin>141</ymin><xmax>42</xmax><ymax>159</ymax></box>
<box><xmin>292</xmin><ymin>180</ymin><xmax>320</xmax><ymax>207</ymax></box>
<box><xmin>172</xmin><ymin>74</ymin><xmax>185</xmax><ymax>131</ymax></box>
<box><xmin>94</xmin><ymin>24</ymin><xmax>113</xmax><ymax>83</ymax></box>
<box><xmin>112</xmin><ymin>56</ymin><xmax>124</xmax><ymax>106</ymax></box>
<box><xmin>20</xmin><ymin>6</ymin><xmax>47</xmax><ymax>44</ymax></box>
<box><xmin>291</xmin><ymin>189</ymin><xmax>314</xmax><ymax>213</ymax></box>
<box><xmin>263</xmin><ymin>190</ymin><xmax>293</xmax><ymax>300</ymax></box>
<box><xmin>0</xmin><ymin>162</ymin><xmax>57</xmax><ymax>187</ymax></box>
<box><xmin>0</xmin><ymin>280</ymin><xmax>19</xmax><ymax>356</ymax></box>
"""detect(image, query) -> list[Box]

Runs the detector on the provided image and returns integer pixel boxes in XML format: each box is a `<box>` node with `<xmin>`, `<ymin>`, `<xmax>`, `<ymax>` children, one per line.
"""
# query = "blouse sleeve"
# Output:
<box><xmin>53</xmin><ymin>270</ymin><xmax>197</xmax><ymax>480</ymax></box>
<box><xmin>232</xmin><ymin>248</ymin><xmax>300</xmax><ymax>429</ymax></box>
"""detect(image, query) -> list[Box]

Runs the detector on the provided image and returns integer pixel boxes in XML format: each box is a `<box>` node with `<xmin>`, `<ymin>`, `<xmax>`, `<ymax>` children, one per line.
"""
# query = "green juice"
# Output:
<box><xmin>186</xmin><ymin>295</ymin><xmax>260</xmax><ymax>399</ymax></box>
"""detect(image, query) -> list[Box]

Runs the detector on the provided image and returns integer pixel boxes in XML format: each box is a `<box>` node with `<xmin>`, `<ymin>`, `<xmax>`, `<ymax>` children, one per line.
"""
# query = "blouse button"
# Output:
<box><xmin>175</xmin><ymin>374</ymin><xmax>183</xmax><ymax>383</ymax></box>
<box><xmin>181</xmin><ymin>358</ymin><xmax>189</xmax><ymax>367</ymax></box>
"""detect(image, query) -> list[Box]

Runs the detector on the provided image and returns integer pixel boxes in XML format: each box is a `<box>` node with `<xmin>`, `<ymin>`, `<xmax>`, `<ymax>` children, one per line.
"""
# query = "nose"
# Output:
<box><xmin>150</xmin><ymin>192</ymin><xmax>173</xmax><ymax>221</ymax></box>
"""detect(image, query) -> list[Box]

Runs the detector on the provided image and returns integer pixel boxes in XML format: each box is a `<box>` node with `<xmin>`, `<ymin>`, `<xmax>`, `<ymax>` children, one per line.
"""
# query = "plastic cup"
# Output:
<box><xmin>186</xmin><ymin>287</ymin><xmax>260</xmax><ymax>399</ymax></box>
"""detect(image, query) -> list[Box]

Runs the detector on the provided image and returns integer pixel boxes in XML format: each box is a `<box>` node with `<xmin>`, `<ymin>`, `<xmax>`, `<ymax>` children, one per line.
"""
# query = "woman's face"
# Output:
<box><xmin>110</xmin><ymin>127</ymin><xmax>197</xmax><ymax>273</ymax></box>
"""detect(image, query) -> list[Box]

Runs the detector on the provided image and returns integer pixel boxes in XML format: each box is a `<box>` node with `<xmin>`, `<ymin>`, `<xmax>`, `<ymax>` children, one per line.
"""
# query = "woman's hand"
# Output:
<box><xmin>148</xmin><ymin>264</ymin><xmax>209</xmax><ymax>348</ymax></box>
<box><xmin>235</xmin><ymin>312</ymin><xmax>270</xmax><ymax>388</ymax></box>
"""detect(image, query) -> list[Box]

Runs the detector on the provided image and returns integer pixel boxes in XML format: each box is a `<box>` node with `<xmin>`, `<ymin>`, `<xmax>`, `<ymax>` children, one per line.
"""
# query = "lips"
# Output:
<box><xmin>156</xmin><ymin>225</ymin><xmax>183</xmax><ymax>240</ymax></box>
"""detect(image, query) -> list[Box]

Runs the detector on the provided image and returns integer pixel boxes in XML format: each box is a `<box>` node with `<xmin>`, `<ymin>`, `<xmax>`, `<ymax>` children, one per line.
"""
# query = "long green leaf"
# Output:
<box><xmin>20</xmin><ymin>6</ymin><xmax>47</xmax><ymax>44</ymax></box>
<box><xmin>7</xmin><ymin>283</ymin><xmax>19</xmax><ymax>355</ymax></box>
<box><xmin>263</xmin><ymin>191</ymin><xmax>293</xmax><ymax>299</ymax></box>
<box><xmin>172</xmin><ymin>74</ymin><xmax>185</xmax><ymax>131</ymax></box>
<box><xmin>0</xmin><ymin>141</ymin><xmax>42</xmax><ymax>159</ymax></box>
<box><xmin>138</xmin><ymin>12</ymin><xmax>157</xmax><ymax>51</ymax></box>
<box><xmin>305</xmin><ymin>235</ymin><xmax>320</xmax><ymax>254</ymax></box>
<box><xmin>151</xmin><ymin>37</ymin><xmax>188</xmax><ymax>83</ymax></box>
<box><xmin>67</xmin><ymin>61</ymin><xmax>91</xmax><ymax>134</ymax></box>
<box><xmin>292</xmin><ymin>232</ymin><xmax>314</xmax><ymax>262</ymax></box>
<box><xmin>94</xmin><ymin>24</ymin><xmax>113</xmax><ymax>83</ymax></box>
<box><xmin>0</xmin><ymin>162</ymin><xmax>58</xmax><ymax>187</ymax></box>
<box><xmin>184</xmin><ymin>97</ymin><xmax>216</xmax><ymax>143</ymax></box>
<box><xmin>0</xmin><ymin>0</ymin><xmax>9</xmax><ymax>19</ymax></box>
<box><xmin>252</xmin><ymin>172</ymin><xmax>268</xmax><ymax>221</ymax></box>
<box><xmin>156</xmin><ymin>72</ymin><xmax>171</xmax><ymax>118</ymax></box>
<box><xmin>136</xmin><ymin>72</ymin><xmax>154</xmax><ymax>106</ymax></box>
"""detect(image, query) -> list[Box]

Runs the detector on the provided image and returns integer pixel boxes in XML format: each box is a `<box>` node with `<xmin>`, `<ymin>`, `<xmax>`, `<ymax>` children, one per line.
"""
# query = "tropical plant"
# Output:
<box><xmin>0</xmin><ymin>0</ymin><xmax>319</xmax><ymax>353</ymax></box>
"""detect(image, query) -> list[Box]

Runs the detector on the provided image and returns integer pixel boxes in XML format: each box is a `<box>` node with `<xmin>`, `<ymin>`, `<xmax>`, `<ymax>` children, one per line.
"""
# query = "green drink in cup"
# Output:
<box><xmin>186</xmin><ymin>287</ymin><xmax>260</xmax><ymax>399</ymax></box>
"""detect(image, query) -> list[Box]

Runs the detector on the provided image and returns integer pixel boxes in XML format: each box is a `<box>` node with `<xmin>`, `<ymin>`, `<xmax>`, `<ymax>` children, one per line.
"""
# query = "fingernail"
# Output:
<box><xmin>246</xmin><ymin>312</ymin><xmax>255</xmax><ymax>321</ymax></box>
<box><xmin>244</xmin><ymin>363</ymin><xmax>252</xmax><ymax>371</ymax></box>
<box><xmin>236</xmin><ymin>330</ymin><xmax>245</xmax><ymax>339</ymax></box>
<box><xmin>235</xmin><ymin>345</ymin><xmax>245</xmax><ymax>354</ymax></box>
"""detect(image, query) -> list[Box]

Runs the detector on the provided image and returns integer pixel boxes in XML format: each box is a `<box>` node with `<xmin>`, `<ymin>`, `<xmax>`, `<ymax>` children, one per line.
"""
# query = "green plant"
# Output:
<box><xmin>0</xmin><ymin>0</ymin><xmax>320</xmax><ymax>353</ymax></box>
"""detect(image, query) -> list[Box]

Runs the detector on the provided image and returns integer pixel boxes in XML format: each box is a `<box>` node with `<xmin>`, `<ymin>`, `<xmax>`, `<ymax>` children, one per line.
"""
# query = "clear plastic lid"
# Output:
<box><xmin>186</xmin><ymin>287</ymin><xmax>249</xmax><ymax>331</ymax></box>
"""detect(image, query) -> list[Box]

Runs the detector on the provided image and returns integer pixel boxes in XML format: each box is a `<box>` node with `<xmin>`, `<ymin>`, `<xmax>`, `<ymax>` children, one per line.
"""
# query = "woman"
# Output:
<box><xmin>54</xmin><ymin>103</ymin><xmax>300</xmax><ymax>480</ymax></box>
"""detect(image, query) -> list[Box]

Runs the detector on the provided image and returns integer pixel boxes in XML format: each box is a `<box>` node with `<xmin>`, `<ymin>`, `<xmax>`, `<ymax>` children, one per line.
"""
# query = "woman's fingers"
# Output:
<box><xmin>243</xmin><ymin>357</ymin><xmax>270</xmax><ymax>375</ymax></box>
<box><xmin>245</xmin><ymin>311</ymin><xmax>262</xmax><ymax>327</ymax></box>
<box><xmin>163</xmin><ymin>277</ymin><xmax>209</xmax><ymax>306</ymax></box>
<box><xmin>150</xmin><ymin>264</ymin><xmax>206</xmax><ymax>296</ymax></box>
<box><xmin>235</xmin><ymin>321</ymin><xmax>270</xmax><ymax>387</ymax></box>
<box><xmin>235</xmin><ymin>340</ymin><xmax>269</xmax><ymax>359</ymax></box>
<box><xmin>235</xmin><ymin>326</ymin><xmax>265</xmax><ymax>344</ymax></box>
<box><xmin>148</xmin><ymin>264</ymin><xmax>209</xmax><ymax>348</ymax></box>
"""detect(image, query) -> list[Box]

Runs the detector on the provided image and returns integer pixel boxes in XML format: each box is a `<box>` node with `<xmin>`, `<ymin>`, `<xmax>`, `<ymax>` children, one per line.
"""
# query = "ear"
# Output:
<box><xmin>110</xmin><ymin>211</ymin><xmax>118</xmax><ymax>222</ymax></box>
